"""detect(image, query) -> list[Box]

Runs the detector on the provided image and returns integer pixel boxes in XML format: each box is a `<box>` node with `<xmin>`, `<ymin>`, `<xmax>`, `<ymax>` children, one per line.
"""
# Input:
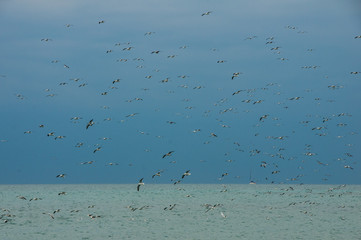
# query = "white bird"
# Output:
<box><xmin>182</xmin><ymin>170</ymin><xmax>191</xmax><ymax>179</ymax></box>
<box><xmin>137</xmin><ymin>178</ymin><xmax>144</xmax><ymax>191</ymax></box>
<box><xmin>86</xmin><ymin>119</ymin><xmax>94</xmax><ymax>129</ymax></box>
<box><xmin>201</xmin><ymin>11</ymin><xmax>212</xmax><ymax>16</ymax></box>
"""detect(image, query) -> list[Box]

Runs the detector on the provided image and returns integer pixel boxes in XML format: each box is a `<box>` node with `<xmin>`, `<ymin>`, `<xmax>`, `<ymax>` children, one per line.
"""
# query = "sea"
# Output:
<box><xmin>1</xmin><ymin>184</ymin><xmax>360</xmax><ymax>240</ymax></box>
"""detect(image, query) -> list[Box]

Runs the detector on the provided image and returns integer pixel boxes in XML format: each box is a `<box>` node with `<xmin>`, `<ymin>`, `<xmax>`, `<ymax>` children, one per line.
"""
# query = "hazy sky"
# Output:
<box><xmin>0</xmin><ymin>0</ymin><xmax>360</xmax><ymax>184</ymax></box>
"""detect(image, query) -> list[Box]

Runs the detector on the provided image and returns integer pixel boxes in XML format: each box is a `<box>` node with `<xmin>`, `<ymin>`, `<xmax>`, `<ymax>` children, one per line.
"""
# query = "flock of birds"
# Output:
<box><xmin>1</xmin><ymin>183</ymin><xmax>355</xmax><ymax>224</ymax></box>
<box><xmin>1</xmin><ymin>9</ymin><xmax>360</xmax><ymax>192</ymax></box>
<box><xmin>1</xmin><ymin>6</ymin><xmax>361</xmax><ymax>236</ymax></box>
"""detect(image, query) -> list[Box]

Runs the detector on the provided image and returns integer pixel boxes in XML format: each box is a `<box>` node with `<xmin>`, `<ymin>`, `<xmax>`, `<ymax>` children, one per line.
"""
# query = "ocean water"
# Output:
<box><xmin>1</xmin><ymin>184</ymin><xmax>360</xmax><ymax>240</ymax></box>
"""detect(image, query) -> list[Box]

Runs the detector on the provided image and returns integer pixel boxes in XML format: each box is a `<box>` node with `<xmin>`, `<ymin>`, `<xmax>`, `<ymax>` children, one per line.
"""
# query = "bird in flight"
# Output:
<box><xmin>162</xmin><ymin>151</ymin><xmax>174</xmax><ymax>158</ymax></box>
<box><xmin>86</xmin><ymin>119</ymin><xmax>94</xmax><ymax>129</ymax></box>
<box><xmin>93</xmin><ymin>146</ymin><xmax>101</xmax><ymax>153</ymax></box>
<box><xmin>152</xmin><ymin>170</ymin><xmax>164</xmax><ymax>178</ymax></box>
<box><xmin>137</xmin><ymin>178</ymin><xmax>144</xmax><ymax>191</ymax></box>
<box><xmin>182</xmin><ymin>170</ymin><xmax>191</xmax><ymax>179</ymax></box>
<box><xmin>201</xmin><ymin>11</ymin><xmax>212</xmax><ymax>16</ymax></box>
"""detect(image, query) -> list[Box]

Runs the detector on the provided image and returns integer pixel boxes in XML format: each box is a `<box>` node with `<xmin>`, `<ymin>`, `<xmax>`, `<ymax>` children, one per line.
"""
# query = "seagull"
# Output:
<box><xmin>221</xmin><ymin>173</ymin><xmax>229</xmax><ymax>178</ymax></box>
<box><xmin>182</xmin><ymin>170</ymin><xmax>191</xmax><ymax>179</ymax></box>
<box><xmin>42</xmin><ymin>212</ymin><xmax>55</xmax><ymax>219</ymax></box>
<box><xmin>86</xmin><ymin>119</ymin><xmax>94</xmax><ymax>129</ymax></box>
<box><xmin>173</xmin><ymin>180</ymin><xmax>182</xmax><ymax>185</ymax></box>
<box><xmin>93</xmin><ymin>146</ymin><xmax>101</xmax><ymax>153</ymax></box>
<box><xmin>231</xmin><ymin>72</ymin><xmax>241</xmax><ymax>80</ymax></box>
<box><xmin>260</xmin><ymin>115</ymin><xmax>269</xmax><ymax>121</ymax></box>
<box><xmin>56</xmin><ymin>174</ymin><xmax>66</xmax><ymax>178</ymax></box>
<box><xmin>260</xmin><ymin>161</ymin><xmax>267</xmax><ymax>168</ymax></box>
<box><xmin>17</xmin><ymin>196</ymin><xmax>27</xmax><ymax>200</ymax></box>
<box><xmin>53</xmin><ymin>209</ymin><xmax>61</xmax><ymax>214</ymax></box>
<box><xmin>71</xmin><ymin>116</ymin><xmax>82</xmax><ymax>120</ymax></box>
<box><xmin>113</xmin><ymin>79</ymin><xmax>121</xmax><ymax>84</ymax></box>
<box><xmin>162</xmin><ymin>151</ymin><xmax>174</xmax><ymax>158</ymax></box>
<box><xmin>137</xmin><ymin>178</ymin><xmax>144</xmax><ymax>191</ymax></box>
<box><xmin>152</xmin><ymin>170</ymin><xmax>163</xmax><ymax>178</ymax></box>
<box><xmin>105</xmin><ymin>162</ymin><xmax>118</xmax><ymax>166</ymax></box>
<box><xmin>144</xmin><ymin>32</ymin><xmax>155</xmax><ymax>36</ymax></box>
<box><xmin>54</xmin><ymin>136</ymin><xmax>66</xmax><ymax>140</ymax></box>
<box><xmin>201</xmin><ymin>11</ymin><xmax>212</xmax><ymax>16</ymax></box>
<box><xmin>29</xmin><ymin>197</ymin><xmax>42</xmax><ymax>201</ymax></box>
<box><xmin>117</xmin><ymin>58</ymin><xmax>128</xmax><ymax>62</ymax></box>
<box><xmin>126</xmin><ymin>113</ymin><xmax>138</xmax><ymax>118</ymax></box>
<box><xmin>244</xmin><ymin>36</ymin><xmax>257</xmax><ymax>40</ymax></box>
<box><xmin>81</xmin><ymin>161</ymin><xmax>94</xmax><ymax>165</ymax></box>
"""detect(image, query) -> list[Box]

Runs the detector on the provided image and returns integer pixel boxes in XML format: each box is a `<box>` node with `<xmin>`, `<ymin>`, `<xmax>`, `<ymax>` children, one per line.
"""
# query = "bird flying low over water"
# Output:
<box><xmin>56</xmin><ymin>174</ymin><xmax>66</xmax><ymax>178</ymax></box>
<box><xmin>93</xmin><ymin>146</ymin><xmax>101</xmax><ymax>153</ymax></box>
<box><xmin>260</xmin><ymin>115</ymin><xmax>269</xmax><ymax>121</ymax></box>
<box><xmin>42</xmin><ymin>212</ymin><xmax>55</xmax><ymax>219</ymax></box>
<box><xmin>182</xmin><ymin>170</ymin><xmax>191</xmax><ymax>179</ymax></box>
<box><xmin>231</xmin><ymin>72</ymin><xmax>242</xmax><ymax>80</ymax></box>
<box><xmin>54</xmin><ymin>136</ymin><xmax>66</xmax><ymax>140</ymax></box>
<box><xmin>152</xmin><ymin>170</ymin><xmax>163</xmax><ymax>178</ymax></box>
<box><xmin>86</xmin><ymin>119</ymin><xmax>94</xmax><ymax>129</ymax></box>
<box><xmin>201</xmin><ymin>11</ymin><xmax>212</xmax><ymax>16</ymax></box>
<box><xmin>162</xmin><ymin>151</ymin><xmax>174</xmax><ymax>158</ymax></box>
<box><xmin>137</xmin><ymin>178</ymin><xmax>144</xmax><ymax>191</ymax></box>
<box><xmin>126</xmin><ymin>113</ymin><xmax>138</xmax><ymax>118</ymax></box>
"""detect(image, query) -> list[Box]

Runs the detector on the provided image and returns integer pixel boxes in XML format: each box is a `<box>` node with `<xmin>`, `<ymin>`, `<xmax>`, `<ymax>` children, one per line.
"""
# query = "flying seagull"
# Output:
<box><xmin>182</xmin><ymin>170</ymin><xmax>191</xmax><ymax>179</ymax></box>
<box><xmin>86</xmin><ymin>119</ymin><xmax>94</xmax><ymax>129</ymax></box>
<box><xmin>137</xmin><ymin>178</ymin><xmax>144</xmax><ymax>191</ymax></box>
<box><xmin>152</xmin><ymin>170</ymin><xmax>164</xmax><ymax>178</ymax></box>
<box><xmin>93</xmin><ymin>146</ymin><xmax>101</xmax><ymax>153</ymax></box>
<box><xmin>201</xmin><ymin>11</ymin><xmax>212</xmax><ymax>16</ymax></box>
<box><xmin>162</xmin><ymin>151</ymin><xmax>174</xmax><ymax>158</ymax></box>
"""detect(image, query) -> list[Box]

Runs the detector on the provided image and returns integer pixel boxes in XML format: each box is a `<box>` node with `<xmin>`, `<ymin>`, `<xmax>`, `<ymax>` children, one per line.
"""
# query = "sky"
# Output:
<box><xmin>0</xmin><ymin>0</ymin><xmax>360</xmax><ymax>184</ymax></box>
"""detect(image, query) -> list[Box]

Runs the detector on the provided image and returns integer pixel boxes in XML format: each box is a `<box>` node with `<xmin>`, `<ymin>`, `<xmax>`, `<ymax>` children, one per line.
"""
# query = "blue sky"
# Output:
<box><xmin>0</xmin><ymin>0</ymin><xmax>360</xmax><ymax>184</ymax></box>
